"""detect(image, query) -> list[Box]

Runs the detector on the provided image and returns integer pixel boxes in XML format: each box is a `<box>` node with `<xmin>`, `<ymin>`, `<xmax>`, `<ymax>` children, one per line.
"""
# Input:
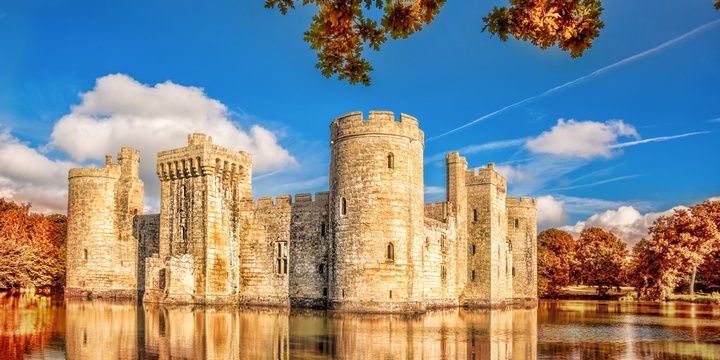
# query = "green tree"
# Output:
<box><xmin>537</xmin><ymin>228</ymin><xmax>576</xmax><ymax>297</ymax></box>
<box><xmin>575</xmin><ymin>227</ymin><xmax>628</xmax><ymax>296</ymax></box>
<box><xmin>266</xmin><ymin>1</ymin><xmax>718</xmax><ymax>85</ymax></box>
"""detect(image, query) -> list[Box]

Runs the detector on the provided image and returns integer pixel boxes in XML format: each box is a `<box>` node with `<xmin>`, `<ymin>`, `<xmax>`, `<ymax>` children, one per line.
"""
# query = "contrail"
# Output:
<box><xmin>428</xmin><ymin>18</ymin><xmax>720</xmax><ymax>141</ymax></box>
<box><xmin>609</xmin><ymin>131</ymin><xmax>710</xmax><ymax>149</ymax></box>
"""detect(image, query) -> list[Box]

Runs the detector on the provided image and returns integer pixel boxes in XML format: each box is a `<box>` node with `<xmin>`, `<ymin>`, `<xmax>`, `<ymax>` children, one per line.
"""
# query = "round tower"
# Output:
<box><xmin>506</xmin><ymin>196</ymin><xmax>538</xmax><ymax>304</ymax></box>
<box><xmin>328</xmin><ymin>111</ymin><xmax>424</xmax><ymax>312</ymax></box>
<box><xmin>66</xmin><ymin>148</ymin><xmax>143</xmax><ymax>299</ymax></box>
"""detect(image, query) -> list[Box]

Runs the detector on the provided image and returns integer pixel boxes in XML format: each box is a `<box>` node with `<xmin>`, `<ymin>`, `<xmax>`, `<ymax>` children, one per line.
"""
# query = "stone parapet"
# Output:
<box><xmin>330</xmin><ymin>111</ymin><xmax>424</xmax><ymax>144</ymax></box>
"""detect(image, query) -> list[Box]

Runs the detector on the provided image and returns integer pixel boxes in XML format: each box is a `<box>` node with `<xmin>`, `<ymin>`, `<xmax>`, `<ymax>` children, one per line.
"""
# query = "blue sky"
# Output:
<box><xmin>0</xmin><ymin>0</ymin><xmax>718</xmax><ymax>241</ymax></box>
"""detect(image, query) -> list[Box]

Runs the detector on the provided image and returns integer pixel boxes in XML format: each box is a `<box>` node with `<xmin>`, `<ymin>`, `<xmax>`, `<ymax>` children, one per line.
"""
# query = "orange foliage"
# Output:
<box><xmin>0</xmin><ymin>199</ymin><xmax>67</xmax><ymax>290</ymax></box>
<box><xmin>537</xmin><ymin>228</ymin><xmax>576</xmax><ymax>297</ymax></box>
<box><xmin>574</xmin><ymin>227</ymin><xmax>628</xmax><ymax>296</ymax></box>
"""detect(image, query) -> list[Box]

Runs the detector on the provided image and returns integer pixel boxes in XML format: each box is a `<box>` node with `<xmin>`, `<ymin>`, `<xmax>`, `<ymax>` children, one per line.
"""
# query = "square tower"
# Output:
<box><xmin>146</xmin><ymin>133</ymin><xmax>252</xmax><ymax>304</ymax></box>
<box><xmin>463</xmin><ymin>163</ymin><xmax>513</xmax><ymax>307</ymax></box>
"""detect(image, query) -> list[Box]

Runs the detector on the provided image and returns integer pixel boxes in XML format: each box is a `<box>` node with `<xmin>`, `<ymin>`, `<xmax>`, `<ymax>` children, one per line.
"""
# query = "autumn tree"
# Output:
<box><xmin>537</xmin><ymin>228</ymin><xmax>576</xmax><ymax>297</ymax></box>
<box><xmin>265</xmin><ymin>1</ymin><xmax>720</xmax><ymax>85</ymax></box>
<box><xmin>632</xmin><ymin>200</ymin><xmax>720</xmax><ymax>300</ymax></box>
<box><xmin>0</xmin><ymin>198</ymin><xmax>67</xmax><ymax>291</ymax></box>
<box><xmin>574</xmin><ymin>227</ymin><xmax>628</xmax><ymax>296</ymax></box>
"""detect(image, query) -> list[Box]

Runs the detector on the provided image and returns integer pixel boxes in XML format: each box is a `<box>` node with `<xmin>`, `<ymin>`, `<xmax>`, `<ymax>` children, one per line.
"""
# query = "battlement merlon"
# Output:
<box><xmin>446</xmin><ymin>151</ymin><xmax>467</xmax><ymax>166</ymax></box>
<box><xmin>238</xmin><ymin>191</ymin><xmax>331</xmax><ymax>210</ymax></box>
<box><xmin>506</xmin><ymin>196</ymin><xmax>536</xmax><ymax>207</ymax></box>
<box><xmin>465</xmin><ymin>162</ymin><xmax>507</xmax><ymax>188</ymax></box>
<box><xmin>330</xmin><ymin>111</ymin><xmax>424</xmax><ymax>145</ymax></box>
<box><xmin>156</xmin><ymin>134</ymin><xmax>252</xmax><ymax>181</ymax></box>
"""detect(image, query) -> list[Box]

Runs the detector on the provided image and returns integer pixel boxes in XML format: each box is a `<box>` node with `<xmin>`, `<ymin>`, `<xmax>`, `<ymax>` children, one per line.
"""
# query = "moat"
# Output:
<box><xmin>2</xmin><ymin>294</ymin><xmax>720</xmax><ymax>359</ymax></box>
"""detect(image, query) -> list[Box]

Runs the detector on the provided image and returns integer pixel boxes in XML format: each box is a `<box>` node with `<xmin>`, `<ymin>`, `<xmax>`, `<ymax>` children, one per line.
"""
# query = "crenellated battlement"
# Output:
<box><xmin>465</xmin><ymin>163</ymin><xmax>506</xmax><ymax>188</ymax></box>
<box><xmin>239</xmin><ymin>192</ymin><xmax>331</xmax><ymax>211</ymax></box>
<box><xmin>330</xmin><ymin>110</ymin><xmax>423</xmax><ymax>144</ymax></box>
<box><xmin>506</xmin><ymin>196</ymin><xmax>536</xmax><ymax>207</ymax></box>
<box><xmin>425</xmin><ymin>201</ymin><xmax>449</xmax><ymax>222</ymax></box>
<box><xmin>156</xmin><ymin>133</ymin><xmax>252</xmax><ymax>181</ymax></box>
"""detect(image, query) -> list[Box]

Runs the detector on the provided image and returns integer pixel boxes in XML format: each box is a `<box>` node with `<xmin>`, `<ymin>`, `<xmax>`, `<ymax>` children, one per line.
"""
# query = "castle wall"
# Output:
<box><xmin>237</xmin><ymin>196</ymin><xmax>292</xmax><ymax>306</ymax></box>
<box><xmin>134</xmin><ymin>214</ymin><xmax>160</xmax><ymax>291</ymax></box>
<box><xmin>65</xmin><ymin>149</ymin><xmax>143</xmax><ymax>299</ymax></box>
<box><xmin>289</xmin><ymin>192</ymin><xmax>330</xmax><ymax>307</ymax></box>
<box><xmin>328</xmin><ymin>111</ymin><xmax>425</xmax><ymax>312</ymax></box>
<box><xmin>507</xmin><ymin>197</ymin><xmax>538</xmax><ymax>303</ymax></box>
<box><xmin>422</xmin><ymin>218</ymin><xmax>458</xmax><ymax>307</ymax></box>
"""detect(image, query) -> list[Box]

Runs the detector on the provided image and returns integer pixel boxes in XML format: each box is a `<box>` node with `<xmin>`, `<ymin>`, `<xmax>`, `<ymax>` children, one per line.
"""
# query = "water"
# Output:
<box><xmin>2</xmin><ymin>293</ymin><xmax>720</xmax><ymax>359</ymax></box>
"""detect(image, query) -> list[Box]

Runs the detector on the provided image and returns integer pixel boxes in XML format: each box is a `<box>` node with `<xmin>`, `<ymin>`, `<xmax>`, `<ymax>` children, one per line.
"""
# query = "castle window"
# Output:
<box><xmin>83</xmin><ymin>249</ymin><xmax>88</xmax><ymax>261</ymax></box>
<box><xmin>386</xmin><ymin>243</ymin><xmax>395</xmax><ymax>261</ymax></box>
<box><xmin>471</xmin><ymin>243</ymin><xmax>476</xmax><ymax>255</ymax></box>
<box><xmin>321</xmin><ymin>222</ymin><xmax>326</xmax><ymax>237</ymax></box>
<box><xmin>441</xmin><ymin>265</ymin><xmax>447</xmax><ymax>282</ymax></box>
<box><xmin>512</xmin><ymin>267</ymin><xmax>516</xmax><ymax>277</ymax></box>
<box><xmin>389</xmin><ymin>290</ymin><xmax>393</xmax><ymax>299</ymax></box>
<box><xmin>318</xmin><ymin>263</ymin><xmax>325</xmax><ymax>274</ymax></box>
<box><xmin>158</xmin><ymin>269</ymin><xmax>166</xmax><ymax>290</ymax></box>
<box><xmin>473</xmin><ymin>209</ymin><xmax>478</xmax><ymax>222</ymax></box>
<box><xmin>276</xmin><ymin>241</ymin><xmax>288</xmax><ymax>275</ymax></box>
<box><xmin>387</xmin><ymin>153</ymin><xmax>394</xmax><ymax>169</ymax></box>
<box><xmin>514</xmin><ymin>218</ymin><xmax>520</xmax><ymax>228</ymax></box>
<box><xmin>341</xmin><ymin>198</ymin><xmax>347</xmax><ymax>216</ymax></box>
<box><xmin>472</xmin><ymin>270</ymin><xmax>476</xmax><ymax>281</ymax></box>
<box><xmin>323</xmin><ymin>288</ymin><xmax>328</xmax><ymax>297</ymax></box>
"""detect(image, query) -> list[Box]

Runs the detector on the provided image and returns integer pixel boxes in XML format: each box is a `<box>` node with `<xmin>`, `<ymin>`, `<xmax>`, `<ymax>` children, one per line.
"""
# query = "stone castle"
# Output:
<box><xmin>65</xmin><ymin>111</ymin><xmax>537</xmax><ymax>312</ymax></box>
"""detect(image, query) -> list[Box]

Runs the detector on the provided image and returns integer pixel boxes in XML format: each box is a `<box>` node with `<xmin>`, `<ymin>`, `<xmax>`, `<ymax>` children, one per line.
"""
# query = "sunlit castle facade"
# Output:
<box><xmin>65</xmin><ymin>111</ymin><xmax>537</xmax><ymax>312</ymax></box>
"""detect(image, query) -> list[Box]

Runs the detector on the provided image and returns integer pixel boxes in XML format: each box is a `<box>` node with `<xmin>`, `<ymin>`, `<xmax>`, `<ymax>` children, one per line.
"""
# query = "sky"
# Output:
<box><xmin>1</xmin><ymin>0</ymin><xmax>719</xmax><ymax>245</ymax></box>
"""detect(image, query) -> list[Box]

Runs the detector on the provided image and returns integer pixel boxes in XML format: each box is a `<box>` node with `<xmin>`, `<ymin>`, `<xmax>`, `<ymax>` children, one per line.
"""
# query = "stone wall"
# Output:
<box><xmin>422</xmin><ymin>217</ymin><xmax>459</xmax><ymax>307</ymax></box>
<box><xmin>289</xmin><ymin>192</ymin><xmax>330</xmax><ymax>307</ymax></box>
<box><xmin>507</xmin><ymin>197</ymin><xmax>538</xmax><ymax>303</ymax></box>
<box><xmin>134</xmin><ymin>214</ymin><xmax>160</xmax><ymax>291</ymax></box>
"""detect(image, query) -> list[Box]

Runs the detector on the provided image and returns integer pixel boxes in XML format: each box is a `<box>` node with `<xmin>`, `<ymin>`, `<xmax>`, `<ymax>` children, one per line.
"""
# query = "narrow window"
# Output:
<box><xmin>341</xmin><ymin>198</ymin><xmax>347</xmax><ymax>216</ymax></box>
<box><xmin>387</xmin><ymin>153</ymin><xmax>394</xmax><ymax>169</ymax></box>
<box><xmin>473</xmin><ymin>209</ymin><xmax>478</xmax><ymax>222</ymax></box>
<box><xmin>514</xmin><ymin>218</ymin><xmax>520</xmax><ymax>228</ymax></box>
<box><xmin>471</xmin><ymin>244</ymin><xmax>476</xmax><ymax>255</ymax></box>
<box><xmin>158</xmin><ymin>269</ymin><xmax>166</xmax><ymax>290</ymax></box>
<box><xmin>441</xmin><ymin>265</ymin><xmax>447</xmax><ymax>282</ymax></box>
<box><xmin>389</xmin><ymin>290</ymin><xmax>393</xmax><ymax>299</ymax></box>
<box><xmin>318</xmin><ymin>263</ymin><xmax>325</xmax><ymax>274</ymax></box>
<box><xmin>323</xmin><ymin>288</ymin><xmax>328</xmax><ymax>297</ymax></box>
<box><xmin>472</xmin><ymin>270</ymin><xmax>476</xmax><ymax>281</ymax></box>
<box><xmin>342</xmin><ymin>289</ymin><xmax>345</xmax><ymax>298</ymax></box>
<box><xmin>387</xmin><ymin>243</ymin><xmax>395</xmax><ymax>261</ymax></box>
<box><xmin>512</xmin><ymin>267</ymin><xmax>516</xmax><ymax>277</ymax></box>
<box><xmin>83</xmin><ymin>249</ymin><xmax>88</xmax><ymax>261</ymax></box>
<box><xmin>321</xmin><ymin>222</ymin><xmax>326</xmax><ymax>237</ymax></box>
<box><xmin>276</xmin><ymin>242</ymin><xmax>288</xmax><ymax>275</ymax></box>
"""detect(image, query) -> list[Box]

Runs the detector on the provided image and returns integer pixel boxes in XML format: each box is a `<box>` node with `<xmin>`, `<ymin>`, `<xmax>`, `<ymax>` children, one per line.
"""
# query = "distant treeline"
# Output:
<box><xmin>0</xmin><ymin>198</ymin><xmax>66</xmax><ymax>291</ymax></box>
<box><xmin>539</xmin><ymin>199</ymin><xmax>720</xmax><ymax>300</ymax></box>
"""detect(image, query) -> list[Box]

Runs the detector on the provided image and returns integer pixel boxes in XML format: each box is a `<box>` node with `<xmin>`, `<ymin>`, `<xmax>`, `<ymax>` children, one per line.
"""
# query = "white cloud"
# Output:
<box><xmin>0</xmin><ymin>74</ymin><xmax>297</xmax><ymax>213</ymax></box>
<box><xmin>424</xmin><ymin>186</ymin><xmax>445</xmax><ymax>195</ymax></box>
<box><xmin>526</xmin><ymin>119</ymin><xmax>639</xmax><ymax>158</ymax></box>
<box><xmin>495</xmin><ymin>164</ymin><xmax>528</xmax><ymax>184</ymax></box>
<box><xmin>0</xmin><ymin>130</ymin><xmax>77</xmax><ymax>213</ymax></box>
<box><xmin>536</xmin><ymin>195</ymin><xmax>566</xmax><ymax>225</ymax></box>
<box><xmin>561</xmin><ymin>205</ymin><xmax>687</xmax><ymax>247</ymax></box>
<box><xmin>49</xmin><ymin>73</ymin><xmax>296</xmax><ymax>207</ymax></box>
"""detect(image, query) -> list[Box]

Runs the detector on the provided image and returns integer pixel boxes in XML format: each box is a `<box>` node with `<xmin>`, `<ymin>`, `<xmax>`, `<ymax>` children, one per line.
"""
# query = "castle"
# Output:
<box><xmin>65</xmin><ymin>111</ymin><xmax>537</xmax><ymax>312</ymax></box>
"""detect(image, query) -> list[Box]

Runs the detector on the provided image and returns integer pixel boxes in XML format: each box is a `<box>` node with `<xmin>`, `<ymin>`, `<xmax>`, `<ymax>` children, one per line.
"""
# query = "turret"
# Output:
<box><xmin>328</xmin><ymin>111</ymin><xmax>425</xmax><ymax>312</ymax></box>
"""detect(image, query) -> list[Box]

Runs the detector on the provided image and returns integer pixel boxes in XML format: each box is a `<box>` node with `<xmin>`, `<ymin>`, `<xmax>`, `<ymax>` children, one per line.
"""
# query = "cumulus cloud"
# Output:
<box><xmin>495</xmin><ymin>164</ymin><xmax>529</xmax><ymax>185</ymax></box>
<box><xmin>526</xmin><ymin>119</ymin><xmax>639</xmax><ymax>158</ymax></box>
<box><xmin>0</xmin><ymin>74</ymin><xmax>296</xmax><ymax>213</ymax></box>
<box><xmin>561</xmin><ymin>205</ymin><xmax>687</xmax><ymax>247</ymax></box>
<box><xmin>536</xmin><ymin>195</ymin><xmax>566</xmax><ymax>225</ymax></box>
<box><xmin>0</xmin><ymin>130</ymin><xmax>77</xmax><ymax>213</ymax></box>
<box><xmin>49</xmin><ymin>74</ymin><xmax>296</xmax><ymax>205</ymax></box>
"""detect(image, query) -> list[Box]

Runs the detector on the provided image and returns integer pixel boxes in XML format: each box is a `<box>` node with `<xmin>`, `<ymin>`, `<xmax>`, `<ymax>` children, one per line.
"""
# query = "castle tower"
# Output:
<box><xmin>446</xmin><ymin>152</ymin><xmax>468</xmax><ymax>298</ymax></box>
<box><xmin>463</xmin><ymin>163</ymin><xmax>513</xmax><ymax>307</ymax></box>
<box><xmin>65</xmin><ymin>148</ymin><xmax>144</xmax><ymax>299</ymax></box>
<box><xmin>507</xmin><ymin>196</ymin><xmax>538</xmax><ymax>303</ymax></box>
<box><xmin>328</xmin><ymin>111</ymin><xmax>425</xmax><ymax>312</ymax></box>
<box><xmin>148</xmin><ymin>133</ymin><xmax>252</xmax><ymax>303</ymax></box>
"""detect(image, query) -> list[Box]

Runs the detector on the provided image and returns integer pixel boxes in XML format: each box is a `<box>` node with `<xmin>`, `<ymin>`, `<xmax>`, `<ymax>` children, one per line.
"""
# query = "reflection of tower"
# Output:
<box><xmin>328</xmin><ymin>111</ymin><xmax>425</xmax><ymax>311</ymax></box>
<box><xmin>464</xmin><ymin>163</ymin><xmax>512</xmax><ymax>306</ymax></box>
<box><xmin>507</xmin><ymin>197</ymin><xmax>538</xmax><ymax>303</ymax></box>
<box><xmin>146</xmin><ymin>133</ymin><xmax>252</xmax><ymax>303</ymax></box>
<box><xmin>64</xmin><ymin>300</ymin><xmax>139</xmax><ymax>359</ymax></box>
<box><xmin>512</xmin><ymin>308</ymin><xmax>538</xmax><ymax>359</ymax></box>
<box><xmin>65</xmin><ymin>148</ymin><xmax>143</xmax><ymax>299</ymax></box>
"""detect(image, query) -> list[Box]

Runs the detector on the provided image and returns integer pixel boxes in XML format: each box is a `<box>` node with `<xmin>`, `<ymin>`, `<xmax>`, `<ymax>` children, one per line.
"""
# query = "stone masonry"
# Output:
<box><xmin>65</xmin><ymin>111</ymin><xmax>537</xmax><ymax>311</ymax></box>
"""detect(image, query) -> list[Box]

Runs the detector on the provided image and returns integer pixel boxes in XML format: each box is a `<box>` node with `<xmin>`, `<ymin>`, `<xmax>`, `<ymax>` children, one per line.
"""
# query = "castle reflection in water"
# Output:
<box><xmin>64</xmin><ymin>300</ymin><xmax>537</xmax><ymax>359</ymax></box>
